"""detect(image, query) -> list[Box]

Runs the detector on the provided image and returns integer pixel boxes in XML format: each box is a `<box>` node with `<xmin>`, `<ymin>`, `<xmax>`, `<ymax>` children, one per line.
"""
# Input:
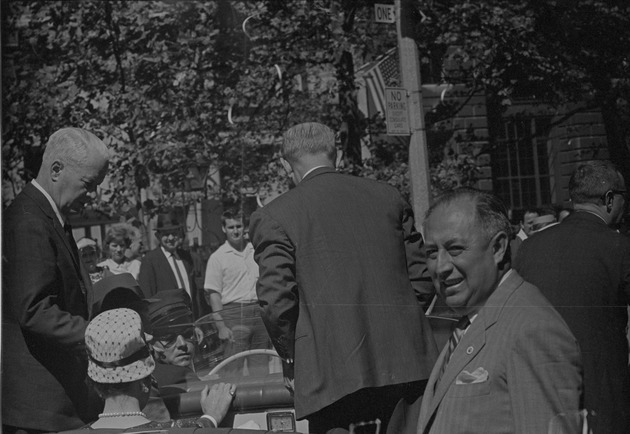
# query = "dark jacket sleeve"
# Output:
<box><xmin>249</xmin><ymin>208</ymin><xmax>299</xmax><ymax>371</ymax></box>
<box><xmin>401</xmin><ymin>200</ymin><xmax>435</xmax><ymax>308</ymax></box>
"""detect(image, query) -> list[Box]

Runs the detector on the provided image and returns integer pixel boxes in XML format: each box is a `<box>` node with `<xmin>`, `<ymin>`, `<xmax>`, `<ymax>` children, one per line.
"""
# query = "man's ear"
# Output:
<box><xmin>604</xmin><ymin>190</ymin><xmax>615</xmax><ymax>211</ymax></box>
<box><xmin>491</xmin><ymin>231</ymin><xmax>509</xmax><ymax>264</ymax></box>
<box><xmin>280</xmin><ymin>157</ymin><xmax>292</xmax><ymax>174</ymax></box>
<box><xmin>51</xmin><ymin>160</ymin><xmax>64</xmax><ymax>181</ymax></box>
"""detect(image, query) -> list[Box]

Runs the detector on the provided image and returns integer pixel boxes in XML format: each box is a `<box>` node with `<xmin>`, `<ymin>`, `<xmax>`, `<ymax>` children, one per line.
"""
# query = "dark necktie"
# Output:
<box><xmin>64</xmin><ymin>223</ymin><xmax>79</xmax><ymax>258</ymax></box>
<box><xmin>65</xmin><ymin>222</ymin><xmax>89</xmax><ymax>297</ymax></box>
<box><xmin>436</xmin><ymin>315</ymin><xmax>471</xmax><ymax>387</ymax></box>
<box><xmin>170</xmin><ymin>253</ymin><xmax>186</xmax><ymax>290</ymax></box>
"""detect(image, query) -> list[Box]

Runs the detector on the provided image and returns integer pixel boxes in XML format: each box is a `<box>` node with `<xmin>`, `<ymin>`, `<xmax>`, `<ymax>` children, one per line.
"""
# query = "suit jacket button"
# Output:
<box><xmin>466</xmin><ymin>346</ymin><xmax>474</xmax><ymax>354</ymax></box>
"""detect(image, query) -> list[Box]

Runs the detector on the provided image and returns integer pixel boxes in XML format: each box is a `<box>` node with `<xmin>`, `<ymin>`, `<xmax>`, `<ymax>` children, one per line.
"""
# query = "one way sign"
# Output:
<box><xmin>374</xmin><ymin>4</ymin><xmax>395</xmax><ymax>23</ymax></box>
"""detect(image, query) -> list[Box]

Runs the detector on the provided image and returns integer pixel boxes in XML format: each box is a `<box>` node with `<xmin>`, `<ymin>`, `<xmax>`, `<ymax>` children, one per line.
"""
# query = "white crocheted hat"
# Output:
<box><xmin>85</xmin><ymin>308</ymin><xmax>155</xmax><ymax>383</ymax></box>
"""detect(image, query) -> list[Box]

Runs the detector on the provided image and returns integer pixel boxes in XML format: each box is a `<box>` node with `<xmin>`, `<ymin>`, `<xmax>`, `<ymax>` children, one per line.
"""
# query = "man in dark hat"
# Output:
<box><xmin>148</xmin><ymin>289</ymin><xmax>200</xmax><ymax>386</ymax></box>
<box><xmin>138</xmin><ymin>213</ymin><xmax>209</xmax><ymax>318</ymax></box>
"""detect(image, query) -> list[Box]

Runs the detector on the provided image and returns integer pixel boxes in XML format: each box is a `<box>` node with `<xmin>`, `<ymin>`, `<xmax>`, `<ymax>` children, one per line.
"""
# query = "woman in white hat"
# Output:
<box><xmin>85</xmin><ymin>308</ymin><xmax>235</xmax><ymax>429</ymax></box>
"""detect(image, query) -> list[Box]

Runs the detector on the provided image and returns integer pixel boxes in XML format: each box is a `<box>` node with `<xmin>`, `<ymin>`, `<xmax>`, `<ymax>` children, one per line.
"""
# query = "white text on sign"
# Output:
<box><xmin>374</xmin><ymin>4</ymin><xmax>395</xmax><ymax>24</ymax></box>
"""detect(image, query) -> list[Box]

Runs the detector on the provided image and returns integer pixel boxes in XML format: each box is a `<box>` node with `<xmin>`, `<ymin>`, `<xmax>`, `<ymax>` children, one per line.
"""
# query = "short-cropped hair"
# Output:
<box><xmin>569</xmin><ymin>160</ymin><xmax>625</xmax><ymax>205</ymax></box>
<box><xmin>425</xmin><ymin>187</ymin><xmax>512</xmax><ymax>241</ymax></box>
<box><xmin>282</xmin><ymin>122</ymin><xmax>337</xmax><ymax>164</ymax></box>
<box><xmin>221</xmin><ymin>208</ymin><xmax>244</xmax><ymax>226</ymax></box>
<box><xmin>40</xmin><ymin>127</ymin><xmax>108</xmax><ymax>170</ymax></box>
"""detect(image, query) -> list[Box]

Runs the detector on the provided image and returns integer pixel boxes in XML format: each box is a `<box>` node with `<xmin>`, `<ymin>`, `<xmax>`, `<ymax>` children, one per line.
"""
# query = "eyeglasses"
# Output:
<box><xmin>155</xmin><ymin>327</ymin><xmax>195</xmax><ymax>347</ymax></box>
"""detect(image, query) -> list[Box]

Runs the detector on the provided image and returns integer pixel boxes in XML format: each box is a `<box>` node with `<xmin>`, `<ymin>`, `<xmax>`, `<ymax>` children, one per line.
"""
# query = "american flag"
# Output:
<box><xmin>359</xmin><ymin>48</ymin><xmax>401</xmax><ymax>117</ymax></box>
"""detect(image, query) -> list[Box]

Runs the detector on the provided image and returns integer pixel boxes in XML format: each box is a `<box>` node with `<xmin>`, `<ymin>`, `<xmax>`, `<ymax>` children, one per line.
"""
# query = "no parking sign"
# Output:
<box><xmin>385</xmin><ymin>87</ymin><xmax>410</xmax><ymax>136</ymax></box>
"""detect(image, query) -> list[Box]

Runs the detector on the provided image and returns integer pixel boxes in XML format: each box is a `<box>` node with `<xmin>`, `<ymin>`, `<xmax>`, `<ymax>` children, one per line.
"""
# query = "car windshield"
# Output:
<box><xmin>191</xmin><ymin>305</ymin><xmax>281</xmax><ymax>381</ymax></box>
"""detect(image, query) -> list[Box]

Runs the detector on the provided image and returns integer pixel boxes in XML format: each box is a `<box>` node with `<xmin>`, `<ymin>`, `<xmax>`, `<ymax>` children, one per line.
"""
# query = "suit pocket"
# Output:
<box><xmin>446</xmin><ymin>379</ymin><xmax>491</xmax><ymax>398</ymax></box>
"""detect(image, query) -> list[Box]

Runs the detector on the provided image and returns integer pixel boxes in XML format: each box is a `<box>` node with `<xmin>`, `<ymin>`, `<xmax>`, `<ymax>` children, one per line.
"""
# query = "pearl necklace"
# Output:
<box><xmin>98</xmin><ymin>411</ymin><xmax>147</xmax><ymax>418</ymax></box>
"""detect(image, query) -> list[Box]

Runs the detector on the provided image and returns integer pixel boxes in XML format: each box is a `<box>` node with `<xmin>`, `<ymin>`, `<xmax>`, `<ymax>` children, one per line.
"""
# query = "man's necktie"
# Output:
<box><xmin>436</xmin><ymin>315</ymin><xmax>471</xmax><ymax>387</ymax></box>
<box><xmin>64</xmin><ymin>223</ymin><xmax>79</xmax><ymax>258</ymax></box>
<box><xmin>170</xmin><ymin>253</ymin><xmax>186</xmax><ymax>290</ymax></box>
<box><xmin>65</xmin><ymin>222</ymin><xmax>89</xmax><ymax>296</ymax></box>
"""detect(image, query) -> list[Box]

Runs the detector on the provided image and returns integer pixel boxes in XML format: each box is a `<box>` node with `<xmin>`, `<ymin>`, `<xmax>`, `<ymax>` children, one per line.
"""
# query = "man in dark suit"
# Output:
<box><xmin>389</xmin><ymin>188</ymin><xmax>583</xmax><ymax>434</ymax></box>
<box><xmin>2</xmin><ymin>127</ymin><xmax>110</xmax><ymax>433</ymax></box>
<box><xmin>515</xmin><ymin>161</ymin><xmax>630</xmax><ymax>433</ymax></box>
<box><xmin>138</xmin><ymin>215</ymin><xmax>209</xmax><ymax>318</ymax></box>
<box><xmin>249</xmin><ymin>122</ymin><xmax>438</xmax><ymax>433</ymax></box>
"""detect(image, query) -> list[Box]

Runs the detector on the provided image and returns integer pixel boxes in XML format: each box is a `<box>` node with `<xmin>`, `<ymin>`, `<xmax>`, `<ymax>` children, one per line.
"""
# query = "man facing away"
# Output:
<box><xmin>203</xmin><ymin>209</ymin><xmax>270</xmax><ymax>376</ymax></box>
<box><xmin>2</xmin><ymin>127</ymin><xmax>110</xmax><ymax>433</ymax></box>
<box><xmin>515</xmin><ymin>161</ymin><xmax>630</xmax><ymax>433</ymax></box>
<box><xmin>389</xmin><ymin>188</ymin><xmax>583</xmax><ymax>434</ymax></box>
<box><xmin>249</xmin><ymin>122</ymin><xmax>438</xmax><ymax>433</ymax></box>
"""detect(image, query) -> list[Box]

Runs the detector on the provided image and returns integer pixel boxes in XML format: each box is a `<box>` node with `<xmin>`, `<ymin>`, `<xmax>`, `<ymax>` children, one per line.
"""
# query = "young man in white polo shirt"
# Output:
<box><xmin>203</xmin><ymin>209</ymin><xmax>270</xmax><ymax>375</ymax></box>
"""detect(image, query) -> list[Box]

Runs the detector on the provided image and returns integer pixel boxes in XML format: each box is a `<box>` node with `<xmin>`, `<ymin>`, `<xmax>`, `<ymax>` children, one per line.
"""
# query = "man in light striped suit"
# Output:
<box><xmin>388</xmin><ymin>188</ymin><xmax>583</xmax><ymax>434</ymax></box>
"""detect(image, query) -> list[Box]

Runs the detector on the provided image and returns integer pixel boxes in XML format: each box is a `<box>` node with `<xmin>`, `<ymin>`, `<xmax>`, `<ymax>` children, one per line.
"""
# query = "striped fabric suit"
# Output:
<box><xmin>417</xmin><ymin>271</ymin><xmax>583</xmax><ymax>434</ymax></box>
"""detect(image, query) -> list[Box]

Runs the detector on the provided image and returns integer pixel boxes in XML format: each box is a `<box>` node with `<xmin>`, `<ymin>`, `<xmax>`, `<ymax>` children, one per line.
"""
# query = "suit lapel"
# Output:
<box><xmin>24</xmin><ymin>184</ymin><xmax>84</xmax><ymax>275</ymax></box>
<box><xmin>23</xmin><ymin>183</ymin><xmax>92</xmax><ymax>314</ymax></box>
<box><xmin>418</xmin><ymin>271</ymin><xmax>525</xmax><ymax>432</ymax></box>
<box><xmin>158</xmin><ymin>248</ymin><xmax>179</xmax><ymax>289</ymax></box>
<box><xmin>418</xmin><ymin>344</ymin><xmax>447</xmax><ymax>432</ymax></box>
<box><xmin>422</xmin><ymin>319</ymin><xmax>487</xmax><ymax>427</ymax></box>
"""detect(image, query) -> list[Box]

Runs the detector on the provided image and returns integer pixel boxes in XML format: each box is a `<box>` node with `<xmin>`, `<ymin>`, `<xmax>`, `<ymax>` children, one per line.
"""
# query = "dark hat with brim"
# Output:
<box><xmin>147</xmin><ymin>289</ymin><xmax>194</xmax><ymax>337</ymax></box>
<box><xmin>92</xmin><ymin>273</ymin><xmax>147</xmax><ymax>316</ymax></box>
<box><xmin>155</xmin><ymin>212</ymin><xmax>184</xmax><ymax>233</ymax></box>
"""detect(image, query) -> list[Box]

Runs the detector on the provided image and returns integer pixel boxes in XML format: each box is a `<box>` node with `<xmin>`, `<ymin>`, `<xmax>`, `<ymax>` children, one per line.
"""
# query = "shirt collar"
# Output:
<box><xmin>32</xmin><ymin>179</ymin><xmax>65</xmax><ymax>226</ymax></box>
<box><xmin>161</xmin><ymin>246</ymin><xmax>177</xmax><ymax>258</ymax></box>
<box><xmin>301</xmin><ymin>165</ymin><xmax>330</xmax><ymax>182</ymax></box>
<box><xmin>574</xmin><ymin>209</ymin><xmax>607</xmax><ymax>224</ymax></box>
<box><xmin>466</xmin><ymin>269</ymin><xmax>514</xmax><ymax>319</ymax></box>
<box><xmin>222</xmin><ymin>240</ymin><xmax>253</xmax><ymax>254</ymax></box>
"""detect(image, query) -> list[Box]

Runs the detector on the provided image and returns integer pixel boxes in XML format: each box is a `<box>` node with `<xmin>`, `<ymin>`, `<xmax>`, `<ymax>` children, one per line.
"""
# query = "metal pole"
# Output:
<box><xmin>396</xmin><ymin>0</ymin><xmax>431</xmax><ymax>226</ymax></box>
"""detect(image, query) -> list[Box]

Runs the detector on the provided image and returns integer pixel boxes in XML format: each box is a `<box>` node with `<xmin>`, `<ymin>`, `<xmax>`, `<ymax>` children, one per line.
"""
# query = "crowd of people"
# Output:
<box><xmin>2</xmin><ymin>124</ymin><xmax>629</xmax><ymax>434</ymax></box>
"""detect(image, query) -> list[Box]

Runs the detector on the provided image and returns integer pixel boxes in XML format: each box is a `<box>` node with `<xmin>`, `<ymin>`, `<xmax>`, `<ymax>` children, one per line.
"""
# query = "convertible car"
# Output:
<box><xmin>59</xmin><ymin>299</ymin><xmax>457</xmax><ymax>433</ymax></box>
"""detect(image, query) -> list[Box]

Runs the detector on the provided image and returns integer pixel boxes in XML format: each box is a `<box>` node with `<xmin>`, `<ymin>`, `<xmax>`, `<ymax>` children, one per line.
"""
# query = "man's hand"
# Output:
<box><xmin>217</xmin><ymin>325</ymin><xmax>234</xmax><ymax>342</ymax></box>
<box><xmin>281</xmin><ymin>358</ymin><xmax>295</xmax><ymax>396</ymax></box>
<box><xmin>283</xmin><ymin>376</ymin><xmax>295</xmax><ymax>396</ymax></box>
<box><xmin>200</xmin><ymin>382</ymin><xmax>236</xmax><ymax>425</ymax></box>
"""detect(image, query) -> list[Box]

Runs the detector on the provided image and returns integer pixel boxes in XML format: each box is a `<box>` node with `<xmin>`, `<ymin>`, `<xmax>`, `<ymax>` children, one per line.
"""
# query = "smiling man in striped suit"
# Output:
<box><xmin>390</xmin><ymin>188</ymin><xmax>583</xmax><ymax>434</ymax></box>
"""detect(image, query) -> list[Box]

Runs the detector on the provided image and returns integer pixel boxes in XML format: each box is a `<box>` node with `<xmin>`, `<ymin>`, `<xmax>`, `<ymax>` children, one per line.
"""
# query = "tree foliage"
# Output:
<box><xmin>3</xmin><ymin>0</ymin><xmax>629</xmax><ymax>218</ymax></box>
<box><xmin>413</xmin><ymin>0</ymin><xmax>630</xmax><ymax>181</ymax></box>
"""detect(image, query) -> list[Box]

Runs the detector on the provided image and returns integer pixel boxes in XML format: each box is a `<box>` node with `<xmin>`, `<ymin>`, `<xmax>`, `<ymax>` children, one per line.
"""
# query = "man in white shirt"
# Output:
<box><xmin>204</xmin><ymin>209</ymin><xmax>270</xmax><ymax>375</ymax></box>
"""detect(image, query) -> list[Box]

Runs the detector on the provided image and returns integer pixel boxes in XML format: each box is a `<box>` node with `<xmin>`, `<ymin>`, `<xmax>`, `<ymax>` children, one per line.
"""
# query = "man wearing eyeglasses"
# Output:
<box><xmin>515</xmin><ymin>160</ymin><xmax>630</xmax><ymax>434</ymax></box>
<box><xmin>147</xmin><ymin>289</ymin><xmax>200</xmax><ymax>386</ymax></box>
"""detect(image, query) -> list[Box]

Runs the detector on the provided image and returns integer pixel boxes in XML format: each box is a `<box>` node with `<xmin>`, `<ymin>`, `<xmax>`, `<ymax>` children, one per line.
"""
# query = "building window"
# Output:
<box><xmin>492</xmin><ymin>117</ymin><xmax>552</xmax><ymax>209</ymax></box>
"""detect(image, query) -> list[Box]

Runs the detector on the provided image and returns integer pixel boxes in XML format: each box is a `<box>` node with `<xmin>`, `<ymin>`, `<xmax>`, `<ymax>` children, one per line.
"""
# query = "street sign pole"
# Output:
<box><xmin>395</xmin><ymin>0</ymin><xmax>431</xmax><ymax>227</ymax></box>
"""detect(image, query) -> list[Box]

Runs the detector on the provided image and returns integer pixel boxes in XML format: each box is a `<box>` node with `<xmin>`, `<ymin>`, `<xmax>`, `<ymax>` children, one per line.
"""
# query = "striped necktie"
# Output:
<box><xmin>436</xmin><ymin>315</ymin><xmax>471</xmax><ymax>387</ymax></box>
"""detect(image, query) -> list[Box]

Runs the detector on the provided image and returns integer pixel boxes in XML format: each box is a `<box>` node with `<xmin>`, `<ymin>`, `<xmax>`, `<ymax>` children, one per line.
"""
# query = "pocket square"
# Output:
<box><xmin>456</xmin><ymin>367</ymin><xmax>489</xmax><ymax>385</ymax></box>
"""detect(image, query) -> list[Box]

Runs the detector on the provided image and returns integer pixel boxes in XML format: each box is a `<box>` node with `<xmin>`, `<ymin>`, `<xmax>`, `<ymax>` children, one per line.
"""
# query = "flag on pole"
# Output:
<box><xmin>357</xmin><ymin>48</ymin><xmax>401</xmax><ymax>118</ymax></box>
